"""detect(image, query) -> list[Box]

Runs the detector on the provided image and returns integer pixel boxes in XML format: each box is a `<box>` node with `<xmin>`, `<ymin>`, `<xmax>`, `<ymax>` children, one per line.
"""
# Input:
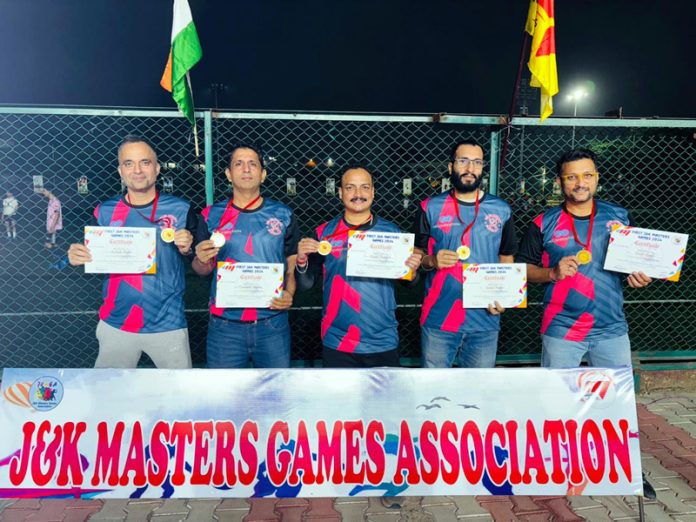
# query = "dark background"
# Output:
<box><xmin>0</xmin><ymin>0</ymin><xmax>694</xmax><ymax>118</ymax></box>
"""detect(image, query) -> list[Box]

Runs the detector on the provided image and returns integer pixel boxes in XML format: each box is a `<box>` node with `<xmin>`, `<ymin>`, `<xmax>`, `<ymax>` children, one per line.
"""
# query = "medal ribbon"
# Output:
<box><xmin>126</xmin><ymin>191</ymin><xmax>160</xmax><ymax>224</ymax></box>
<box><xmin>321</xmin><ymin>214</ymin><xmax>374</xmax><ymax>241</ymax></box>
<box><xmin>216</xmin><ymin>194</ymin><xmax>263</xmax><ymax>232</ymax></box>
<box><xmin>567</xmin><ymin>200</ymin><xmax>596</xmax><ymax>252</ymax></box>
<box><xmin>451</xmin><ymin>190</ymin><xmax>480</xmax><ymax>246</ymax></box>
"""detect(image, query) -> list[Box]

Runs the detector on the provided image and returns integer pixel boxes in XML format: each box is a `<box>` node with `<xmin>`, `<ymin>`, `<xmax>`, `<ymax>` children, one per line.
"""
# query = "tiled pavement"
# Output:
<box><xmin>5</xmin><ymin>392</ymin><xmax>696</xmax><ymax>521</ymax></box>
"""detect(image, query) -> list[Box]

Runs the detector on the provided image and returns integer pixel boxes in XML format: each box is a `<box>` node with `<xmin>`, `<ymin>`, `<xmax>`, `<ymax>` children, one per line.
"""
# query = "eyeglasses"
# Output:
<box><xmin>560</xmin><ymin>172</ymin><xmax>598</xmax><ymax>183</ymax></box>
<box><xmin>120</xmin><ymin>159</ymin><xmax>154</xmax><ymax>170</ymax></box>
<box><xmin>453</xmin><ymin>158</ymin><xmax>486</xmax><ymax>169</ymax></box>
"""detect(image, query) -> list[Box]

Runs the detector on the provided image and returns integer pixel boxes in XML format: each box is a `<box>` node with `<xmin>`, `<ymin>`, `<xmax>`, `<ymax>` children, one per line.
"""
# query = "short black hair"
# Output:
<box><xmin>556</xmin><ymin>148</ymin><xmax>597</xmax><ymax>177</ymax></box>
<box><xmin>339</xmin><ymin>162</ymin><xmax>374</xmax><ymax>187</ymax></box>
<box><xmin>449</xmin><ymin>140</ymin><xmax>484</xmax><ymax>162</ymax></box>
<box><xmin>227</xmin><ymin>142</ymin><xmax>265</xmax><ymax>170</ymax></box>
<box><xmin>117</xmin><ymin>135</ymin><xmax>157</xmax><ymax>158</ymax></box>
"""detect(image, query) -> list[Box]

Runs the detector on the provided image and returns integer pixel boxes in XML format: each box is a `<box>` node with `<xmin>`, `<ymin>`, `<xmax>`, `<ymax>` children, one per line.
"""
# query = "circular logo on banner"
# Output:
<box><xmin>29</xmin><ymin>377</ymin><xmax>64</xmax><ymax>412</ymax></box>
<box><xmin>577</xmin><ymin>370</ymin><xmax>616</xmax><ymax>408</ymax></box>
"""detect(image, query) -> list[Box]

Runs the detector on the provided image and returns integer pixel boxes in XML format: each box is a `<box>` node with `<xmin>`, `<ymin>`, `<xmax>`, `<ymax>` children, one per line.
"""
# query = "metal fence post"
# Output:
<box><xmin>204</xmin><ymin>110</ymin><xmax>214</xmax><ymax>205</ymax></box>
<box><xmin>489</xmin><ymin>129</ymin><xmax>501</xmax><ymax>196</ymax></box>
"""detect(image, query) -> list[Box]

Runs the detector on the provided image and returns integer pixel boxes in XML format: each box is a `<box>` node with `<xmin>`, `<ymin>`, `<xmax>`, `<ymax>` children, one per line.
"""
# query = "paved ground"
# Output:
<box><xmin>4</xmin><ymin>391</ymin><xmax>696</xmax><ymax>521</ymax></box>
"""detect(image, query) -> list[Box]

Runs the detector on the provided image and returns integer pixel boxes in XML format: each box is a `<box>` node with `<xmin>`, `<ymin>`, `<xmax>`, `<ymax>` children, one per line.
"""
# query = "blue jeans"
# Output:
<box><xmin>206</xmin><ymin>313</ymin><xmax>291</xmax><ymax>369</ymax></box>
<box><xmin>541</xmin><ymin>333</ymin><xmax>632</xmax><ymax>368</ymax></box>
<box><xmin>421</xmin><ymin>326</ymin><xmax>499</xmax><ymax>368</ymax></box>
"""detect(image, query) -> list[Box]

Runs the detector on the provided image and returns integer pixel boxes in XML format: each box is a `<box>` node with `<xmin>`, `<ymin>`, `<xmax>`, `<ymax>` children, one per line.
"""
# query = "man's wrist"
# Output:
<box><xmin>549</xmin><ymin>267</ymin><xmax>558</xmax><ymax>282</ymax></box>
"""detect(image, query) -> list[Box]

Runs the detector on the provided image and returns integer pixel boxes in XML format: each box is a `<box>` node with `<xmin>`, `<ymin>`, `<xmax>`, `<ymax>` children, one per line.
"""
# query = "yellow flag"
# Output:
<box><xmin>527</xmin><ymin>0</ymin><xmax>558</xmax><ymax>122</ymax></box>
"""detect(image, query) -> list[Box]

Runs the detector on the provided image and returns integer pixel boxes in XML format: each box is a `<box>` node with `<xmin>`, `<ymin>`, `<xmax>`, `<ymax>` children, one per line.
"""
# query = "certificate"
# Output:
<box><xmin>345</xmin><ymin>231</ymin><xmax>415</xmax><ymax>280</ymax></box>
<box><xmin>84</xmin><ymin>226</ymin><xmax>156</xmax><ymax>274</ymax></box>
<box><xmin>215</xmin><ymin>262</ymin><xmax>284</xmax><ymax>308</ymax></box>
<box><xmin>461</xmin><ymin>263</ymin><xmax>527</xmax><ymax>309</ymax></box>
<box><xmin>603</xmin><ymin>226</ymin><xmax>688</xmax><ymax>281</ymax></box>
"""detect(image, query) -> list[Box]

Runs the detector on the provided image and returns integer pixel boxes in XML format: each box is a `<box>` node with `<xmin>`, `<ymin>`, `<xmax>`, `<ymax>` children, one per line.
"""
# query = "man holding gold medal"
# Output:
<box><xmin>295</xmin><ymin>164</ymin><xmax>422</xmax><ymax>368</ymax></box>
<box><xmin>518</xmin><ymin>148</ymin><xmax>652</xmax><ymax>368</ymax></box>
<box><xmin>415</xmin><ymin>140</ymin><xmax>517</xmax><ymax>368</ymax></box>
<box><xmin>193</xmin><ymin>143</ymin><xmax>299</xmax><ymax>368</ymax></box>
<box><xmin>67</xmin><ymin>136</ymin><xmax>196</xmax><ymax>368</ymax></box>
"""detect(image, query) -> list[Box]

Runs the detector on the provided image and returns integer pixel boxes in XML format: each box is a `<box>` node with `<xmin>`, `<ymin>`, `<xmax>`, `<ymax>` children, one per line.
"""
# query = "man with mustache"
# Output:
<box><xmin>518</xmin><ymin>148</ymin><xmax>652</xmax><ymax>368</ymax></box>
<box><xmin>415</xmin><ymin>140</ymin><xmax>517</xmax><ymax>368</ymax></box>
<box><xmin>295</xmin><ymin>164</ymin><xmax>422</xmax><ymax>368</ymax></box>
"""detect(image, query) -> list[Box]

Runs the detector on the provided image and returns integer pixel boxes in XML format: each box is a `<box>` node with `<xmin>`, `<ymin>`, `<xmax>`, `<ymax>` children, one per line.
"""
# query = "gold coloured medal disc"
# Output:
<box><xmin>160</xmin><ymin>227</ymin><xmax>175</xmax><ymax>243</ymax></box>
<box><xmin>318</xmin><ymin>240</ymin><xmax>332</xmax><ymax>256</ymax></box>
<box><xmin>456</xmin><ymin>245</ymin><xmax>471</xmax><ymax>261</ymax></box>
<box><xmin>210</xmin><ymin>232</ymin><xmax>226</xmax><ymax>248</ymax></box>
<box><xmin>577</xmin><ymin>249</ymin><xmax>592</xmax><ymax>265</ymax></box>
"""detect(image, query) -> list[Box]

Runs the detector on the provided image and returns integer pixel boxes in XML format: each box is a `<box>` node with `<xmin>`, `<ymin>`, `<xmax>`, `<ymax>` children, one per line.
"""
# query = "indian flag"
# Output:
<box><xmin>160</xmin><ymin>0</ymin><xmax>202</xmax><ymax>125</ymax></box>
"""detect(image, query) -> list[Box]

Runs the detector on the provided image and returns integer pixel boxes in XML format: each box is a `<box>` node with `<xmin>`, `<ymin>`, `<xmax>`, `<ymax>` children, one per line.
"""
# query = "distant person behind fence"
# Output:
<box><xmin>67</xmin><ymin>136</ymin><xmax>196</xmax><ymax>369</ymax></box>
<box><xmin>39</xmin><ymin>188</ymin><xmax>62</xmax><ymax>248</ymax></box>
<box><xmin>2</xmin><ymin>191</ymin><xmax>19</xmax><ymax>239</ymax></box>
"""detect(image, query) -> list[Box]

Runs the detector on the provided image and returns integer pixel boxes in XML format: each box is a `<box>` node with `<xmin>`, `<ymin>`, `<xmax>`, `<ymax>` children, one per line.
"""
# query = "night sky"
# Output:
<box><xmin>1</xmin><ymin>0</ymin><xmax>694</xmax><ymax>118</ymax></box>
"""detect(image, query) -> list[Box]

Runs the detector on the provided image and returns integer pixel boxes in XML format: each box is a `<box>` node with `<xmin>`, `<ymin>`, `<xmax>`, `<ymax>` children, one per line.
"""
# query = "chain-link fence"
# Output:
<box><xmin>0</xmin><ymin>108</ymin><xmax>693</xmax><ymax>368</ymax></box>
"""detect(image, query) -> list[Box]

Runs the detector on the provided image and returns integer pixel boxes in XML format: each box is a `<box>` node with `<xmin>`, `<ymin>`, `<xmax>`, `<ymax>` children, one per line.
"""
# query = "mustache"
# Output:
<box><xmin>350</xmin><ymin>197</ymin><xmax>368</xmax><ymax>202</ymax></box>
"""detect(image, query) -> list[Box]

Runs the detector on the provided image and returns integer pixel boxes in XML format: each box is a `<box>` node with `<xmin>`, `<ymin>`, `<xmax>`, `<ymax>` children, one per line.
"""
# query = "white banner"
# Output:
<box><xmin>0</xmin><ymin>368</ymin><xmax>642</xmax><ymax>498</ymax></box>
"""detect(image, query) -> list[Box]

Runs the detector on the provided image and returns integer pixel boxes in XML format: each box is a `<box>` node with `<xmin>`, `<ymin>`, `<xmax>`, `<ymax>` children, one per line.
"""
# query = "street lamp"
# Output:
<box><xmin>566</xmin><ymin>87</ymin><xmax>589</xmax><ymax>146</ymax></box>
<box><xmin>566</xmin><ymin>87</ymin><xmax>588</xmax><ymax>117</ymax></box>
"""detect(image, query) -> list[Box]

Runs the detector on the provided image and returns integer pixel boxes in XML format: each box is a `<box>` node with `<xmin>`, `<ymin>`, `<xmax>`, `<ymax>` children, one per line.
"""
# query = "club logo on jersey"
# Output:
<box><xmin>157</xmin><ymin>214</ymin><xmax>178</xmax><ymax>230</ymax></box>
<box><xmin>551</xmin><ymin>229</ymin><xmax>571</xmax><ymax>246</ymax></box>
<box><xmin>110</xmin><ymin>220</ymin><xmax>124</xmax><ymax>227</ymax></box>
<box><xmin>484</xmin><ymin>214</ymin><xmax>502</xmax><ymax>233</ymax></box>
<box><xmin>266</xmin><ymin>218</ymin><xmax>283</xmax><ymax>236</ymax></box>
<box><xmin>438</xmin><ymin>215</ymin><xmax>454</xmax><ymax>224</ymax></box>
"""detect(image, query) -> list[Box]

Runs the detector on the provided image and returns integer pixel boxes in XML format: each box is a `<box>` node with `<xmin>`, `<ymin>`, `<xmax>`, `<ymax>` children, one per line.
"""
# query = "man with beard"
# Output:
<box><xmin>517</xmin><ymin>148</ymin><xmax>652</xmax><ymax>367</ymax></box>
<box><xmin>295</xmin><ymin>164</ymin><xmax>422</xmax><ymax>368</ymax></box>
<box><xmin>517</xmin><ymin>148</ymin><xmax>657</xmax><ymax>500</ymax></box>
<box><xmin>414</xmin><ymin>140</ymin><xmax>517</xmax><ymax>368</ymax></box>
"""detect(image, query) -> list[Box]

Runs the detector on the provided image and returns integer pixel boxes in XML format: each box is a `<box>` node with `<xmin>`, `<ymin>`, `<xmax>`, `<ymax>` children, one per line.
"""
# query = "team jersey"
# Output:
<box><xmin>297</xmin><ymin>215</ymin><xmax>402</xmax><ymax>354</ymax></box>
<box><xmin>517</xmin><ymin>200</ymin><xmax>631</xmax><ymax>341</ymax></box>
<box><xmin>415</xmin><ymin>192</ymin><xmax>517</xmax><ymax>333</ymax></box>
<box><xmin>94</xmin><ymin>193</ymin><xmax>195</xmax><ymax>333</ymax></box>
<box><xmin>199</xmin><ymin>198</ymin><xmax>298</xmax><ymax>321</ymax></box>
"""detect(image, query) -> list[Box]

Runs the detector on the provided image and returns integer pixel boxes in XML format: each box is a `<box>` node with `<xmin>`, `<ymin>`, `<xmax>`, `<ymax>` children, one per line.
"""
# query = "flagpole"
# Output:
<box><xmin>186</xmin><ymin>72</ymin><xmax>200</xmax><ymax>157</ymax></box>
<box><xmin>499</xmin><ymin>30</ymin><xmax>531</xmax><ymax>173</ymax></box>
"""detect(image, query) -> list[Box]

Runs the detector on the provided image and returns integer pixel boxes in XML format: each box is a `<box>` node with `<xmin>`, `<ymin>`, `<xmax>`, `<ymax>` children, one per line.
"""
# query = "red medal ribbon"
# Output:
<box><xmin>566</xmin><ymin>200</ymin><xmax>596</xmax><ymax>251</ymax></box>
<box><xmin>321</xmin><ymin>214</ymin><xmax>374</xmax><ymax>241</ymax></box>
<box><xmin>216</xmin><ymin>194</ymin><xmax>263</xmax><ymax>232</ymax></box>
<box><xmin>451</xmin><ymin>190</ymin><xmax>480</xmax><ymax>246</ymax></box>
<box><xmin>126</xmin><ymin>191</ymin><xmax>160</xmax><ymax>224</ymax></box>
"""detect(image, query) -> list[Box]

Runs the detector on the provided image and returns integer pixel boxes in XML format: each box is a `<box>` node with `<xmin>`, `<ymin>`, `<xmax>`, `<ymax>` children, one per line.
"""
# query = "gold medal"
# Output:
<box><xmin>318</xmin><ymin>240</ymin><xmax>333</xmax><ymax>256</ymax></box>
<box><xmin>577</xmin><ymin>249</ymin><xmax>592</xmax><ymax>265</ymax></box>
<box><xmin>210</xmin><ymin>232</ymin><xmax>226</xmax><ymax>248</ymax></box>
<box><xmin>456</xmin><ymin>245</ymin><xmax>471</xmax><ymax>261</ymax></box>
<box><xmin>160</xmin><ymin>227</ymin><xmax>175</xmax><ymax>243</ymax></box>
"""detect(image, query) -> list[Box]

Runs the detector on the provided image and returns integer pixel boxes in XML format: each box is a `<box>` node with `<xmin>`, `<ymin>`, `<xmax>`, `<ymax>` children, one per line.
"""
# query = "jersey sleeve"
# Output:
<box><xmin>284</xmin><ymin>213</ymin><xmax>299</xmax><ymax>257</ymax></box>
<box><xmin>498</xmin><ymin>213</ymin><xmax>518</xmax><ymax>256</ymax></box>
<box><xmin>413</xmin><ymin>204</ymin><xmax>431</xmax><ymax>250</ymax></box>
<box><xmin>516</xmin><ymin>220</ymin><xmax>544</xmax><ymax>265</ymax></box>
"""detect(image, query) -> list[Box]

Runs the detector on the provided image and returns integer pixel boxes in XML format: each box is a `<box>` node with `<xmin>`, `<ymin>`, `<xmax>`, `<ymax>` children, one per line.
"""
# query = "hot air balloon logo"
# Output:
<box><xmin>2</xmin><ymin>381</ymin><xmax>32</xmax><ymax>408</ymax></box>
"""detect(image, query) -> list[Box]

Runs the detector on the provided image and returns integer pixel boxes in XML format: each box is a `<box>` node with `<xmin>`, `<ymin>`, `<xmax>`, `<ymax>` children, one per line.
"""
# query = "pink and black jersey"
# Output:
<box><xmin>415</xmin><ymin>192</ymin><xmax>517</xmax><ymax>333</ymax></box>
<box><xmin>94</xmin><ymin>194</ymin><xmax>195</xmax><ymax>333</ymax></box>
<box><xmin>517</xmin><ymin>200</ymin><xmax>631</xmax><ymax>341</ymax></box>
<box><xmin>198</xmin><ymin>198</ymin><xmax>298</xmax><ymax>322</ymax></box>
<box><xmin>296</xmin><ymin>215</ymin><xmax>402</xmax><ymax>354</ymax></box>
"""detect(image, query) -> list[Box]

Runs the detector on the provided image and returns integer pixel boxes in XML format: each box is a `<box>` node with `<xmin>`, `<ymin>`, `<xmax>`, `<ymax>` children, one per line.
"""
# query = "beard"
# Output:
<box><xmin>450</xmin><ymin>171</ymin><xmax>482</xmax><ymax>193</ymax></box>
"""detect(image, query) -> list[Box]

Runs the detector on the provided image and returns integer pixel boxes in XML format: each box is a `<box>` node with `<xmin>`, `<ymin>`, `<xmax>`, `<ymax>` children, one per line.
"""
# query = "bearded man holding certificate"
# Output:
<box><xmin>193</xmin><ymin>143</ymin><xmax>299</xmax><ymax>369</ymax></box>
<box><xmin>415</xmin><ymin>140</ymin><xmax>517</xmax><ymax>369</ymax></box>
<box><xmin>295</xmin><ymin>164</ymin><xmax>422</xmax><ymax>368</ymax></box>
<box><xmin>67</xmin><ymin>136</ymin><xmax>196</xmax><ymax>369</ymax></box>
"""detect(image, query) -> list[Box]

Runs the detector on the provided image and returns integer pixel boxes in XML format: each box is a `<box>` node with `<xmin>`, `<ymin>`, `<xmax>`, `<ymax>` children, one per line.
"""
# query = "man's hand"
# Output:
<box><xmin>67</xmin><ymin>243</ymin><xmax>92</xmax><ymax>266</ymax></box>
<box><xmin>435</xmin><ymin>249</ymin><xmax>460</xmax><ymax>269</ymax></box>
<box><xmin>487</xmin><ymin>301</ymin><xmax>505</xmax><ymax>315</ymax></box>
<box><xmin>297</xmin><ymin>238</ymin><xmax>320</xmax><ymax>265</ymax></box>
<box><xmin>627</xmin><ymin>271</ymin><xmax>652</xmax><ymax>288</ymax></box>
<box><xmin>270</xmin><ymin>291</ymin><xmax>293</xmax><ymax>310</ymax></box>
<box><xmin>405</xmin><ymin>251</ymin><xmax>423</xmax><ymax>271</ymax></box>
<box><xmin>195</xmin><ymin>239</ymin><xmax>219</xmax><ymax>264</ymax></box>
<box><xmin>174</xmin><ymin>229</ymin><xmax>193</xmax><ymax>255</ymax></box>
<box><xmin>551</xmin><ymin>256</ymin><xmax>579</xmax><ymax>281</ymax></box>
